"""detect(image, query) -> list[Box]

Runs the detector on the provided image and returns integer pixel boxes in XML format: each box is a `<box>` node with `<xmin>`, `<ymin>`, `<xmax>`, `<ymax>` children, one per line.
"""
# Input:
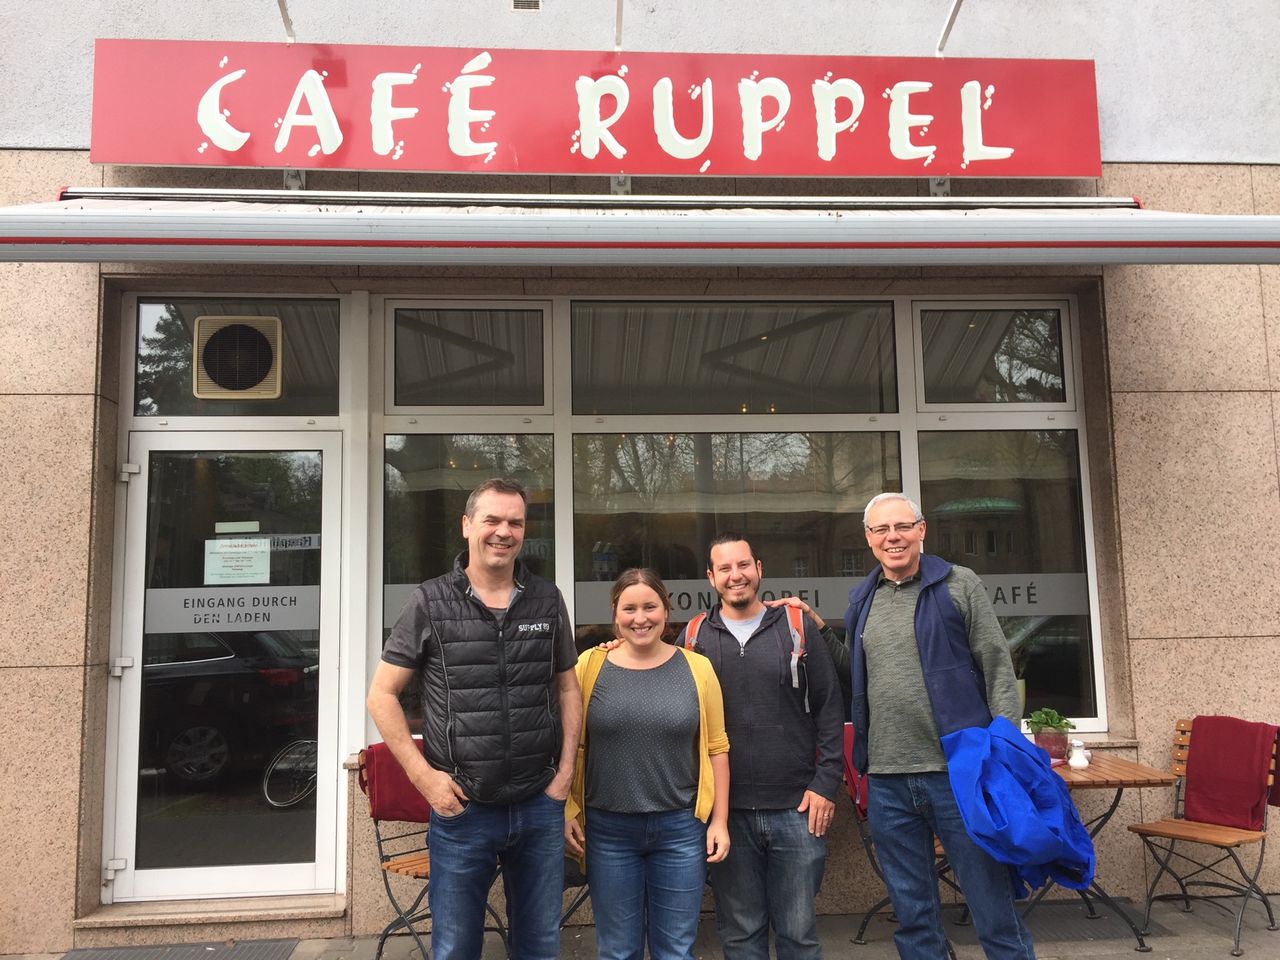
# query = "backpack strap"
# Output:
<box><xmin>784</xmin><ymin>605</ymin><xmax>809</xmax><ymax>712</ymax></box>
<box><xmin>684</xmin><ymin>612</ymin><xmax>708</xmax><ymax>650</ymax></box>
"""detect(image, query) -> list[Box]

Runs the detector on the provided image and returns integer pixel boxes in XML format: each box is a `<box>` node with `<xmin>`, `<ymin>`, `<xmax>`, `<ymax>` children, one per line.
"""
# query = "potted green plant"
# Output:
<box><xmin>1027</xmin><ymin>707</ymin><xmax>1075</xmax><ymax>760</ymax></box>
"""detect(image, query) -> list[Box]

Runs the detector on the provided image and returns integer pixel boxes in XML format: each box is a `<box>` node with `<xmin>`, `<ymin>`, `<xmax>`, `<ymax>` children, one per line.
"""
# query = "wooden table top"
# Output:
<box><xmin>1055</xmin><ymin>754</ymin><xmax>1177</xmax><ymax>790</ymax></box>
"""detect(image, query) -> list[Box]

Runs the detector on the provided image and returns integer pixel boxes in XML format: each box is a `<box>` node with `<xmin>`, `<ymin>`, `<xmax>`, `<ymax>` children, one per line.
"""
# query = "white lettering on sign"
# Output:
<box><xmin>97</xmin><ymin>42</ymin><xmax>1104</xmax><ymax>177</ymax></box>
<box><xmin>447</xmin><ymin>51</ymin><xmax>498</xmax><ymax>160</ymax></box>
<box><xmin>145</xmin><ymin>586</ymin><xmax>321</xmax><ymax>633</ymax></box>
<box><xmin>887</xmin><ymin>80</ymin><xmax>936</xmax><ymax>165</ymax></box>
<box><xmin>652</xmin><ymin>77</ymin><xmax>714</xmax><ymax>160</ymax></box>
<box><xmin>960</xmin><ymin>80</ymin><xmax>1014</xmax><ymax>167</ymax></box>
<box><xmin>738</xmin><ymin>75</ymin><xmax>791</xmax><ymax>161</ymax></box>
<box><xmin>371</xmin><ymin>71</ymin><xmax>420</xmax><ymax>156</ymax></box>
<box><xmin>196</xmin><ymin>69</ymin><xmax>251</xmax><ymax>151</ymax></box>
<box><xmin>274</xmin><ymin>69</ymin><xmax>343</xmax><ymax>156</ymax></box>
<box><xmin>813</xmin><ymin>77</ymin><xmax>864</xmax><ymax>161</ymax></box>
<box><xmin>575</xmin><ymin>74</ymin><xmax>630</xmax><ymax>159</ymax></box>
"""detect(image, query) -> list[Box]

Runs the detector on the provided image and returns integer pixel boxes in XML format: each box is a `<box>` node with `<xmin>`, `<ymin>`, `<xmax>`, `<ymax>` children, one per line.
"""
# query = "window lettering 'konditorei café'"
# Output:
<box><xmin>2</xmin><ymin>20</ymin><xmax>1279</xmax><ymax>955</ymax></box>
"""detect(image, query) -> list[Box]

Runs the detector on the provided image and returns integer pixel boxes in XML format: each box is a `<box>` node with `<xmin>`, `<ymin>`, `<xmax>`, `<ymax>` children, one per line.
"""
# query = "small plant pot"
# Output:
<box><xmin>1033</xmin><ymin>730</ymin><xmax>1069</xmax><ymax>759</ymax></box>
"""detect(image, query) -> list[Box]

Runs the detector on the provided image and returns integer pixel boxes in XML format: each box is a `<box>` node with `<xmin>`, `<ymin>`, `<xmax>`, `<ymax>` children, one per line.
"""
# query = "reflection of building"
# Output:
<box><xmin>931</xmin><ymin>497</ymin><xmax>1027</xmax><ymax>566</ymax></box>
<box><xmin>4</xmin><ymin>5</ymin><xmax>1280</xmax><ymax>954</ymax></box>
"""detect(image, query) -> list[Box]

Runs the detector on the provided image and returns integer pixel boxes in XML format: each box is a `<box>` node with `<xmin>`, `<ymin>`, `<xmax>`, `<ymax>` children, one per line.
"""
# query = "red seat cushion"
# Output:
<box><xmin>360</xmin><ymin>742</ymin><xmax>432</xmax><ymax>823</ymax></box>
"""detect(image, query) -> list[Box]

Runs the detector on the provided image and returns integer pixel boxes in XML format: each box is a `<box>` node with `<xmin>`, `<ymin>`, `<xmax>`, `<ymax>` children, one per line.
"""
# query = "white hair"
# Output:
<box><xmin>863</xmin><ymin>492</ymin><xmax>924</xmax><ymax>525</ymax></box>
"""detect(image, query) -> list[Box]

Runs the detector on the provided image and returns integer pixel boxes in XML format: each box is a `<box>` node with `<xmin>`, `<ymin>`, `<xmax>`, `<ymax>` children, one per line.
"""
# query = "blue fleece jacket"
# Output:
<box><xmin>942</xmin><ymin>716</ymin><xmax>1096</xmax><ymax>897</ymax></box>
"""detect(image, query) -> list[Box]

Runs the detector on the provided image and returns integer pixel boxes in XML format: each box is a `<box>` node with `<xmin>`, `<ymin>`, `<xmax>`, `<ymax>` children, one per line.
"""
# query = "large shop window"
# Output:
<box><xmin>571</xmin><ymin>431</ymin><xmax>901</xmax><ymax>645</ymax></box>
<box><xmin>572</xmin><ymin>301</ymin><xmax>896</xmax><ymax>415</ymax></box>
<box><xmin>382</xmin><ymin>434</ymin><xmax>554</xmax><ymax>724</ymax></box>
<box><xmin>384</xmin><ymin>297</ymin><xmax>1103</xmax><ymax>728</ymax></box>
<box><xmin>388</xmin><ymin>302</ymin><xmax>548</xmax><ymax>411</ymax></box>
<box><xmin>919</xmin><ymin>430</ymin><xmax>1094</xmax><ymax>718</ymax></box>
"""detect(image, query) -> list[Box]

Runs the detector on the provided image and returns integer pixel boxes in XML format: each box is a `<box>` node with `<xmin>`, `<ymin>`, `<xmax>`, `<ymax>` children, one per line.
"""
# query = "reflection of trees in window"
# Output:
<box><xmin>145</xmin><ymin>452</ymin><xmax>323</xmax><ymax>590</ymax></box>
<box><xmin>136</xmin><ymin>305</ymin><xmax>193</xmax><ymax>415</ymax></box>
<box><xmin>573</xmin><ymin>432</ymin><xmax>900</xmax><ymax>579</ymax></box>
<box><xmin>921</xmin><ymin>309</ymin><xmax>1065</xmax><ymax>404</ymax></box>
<box><xmin>383</xmin><ymin>434</ymin><xmax>554</xmax><ymax>584</ymax></box>
<box><xmin>989</xmin><ymin>310</ymin><xmax>1065</xmax><ymax>402</ymax></box>
<box><xmin>576</xmin><ymin>432</ymin><xmax>891</xmax><ymax>503</ymax></box>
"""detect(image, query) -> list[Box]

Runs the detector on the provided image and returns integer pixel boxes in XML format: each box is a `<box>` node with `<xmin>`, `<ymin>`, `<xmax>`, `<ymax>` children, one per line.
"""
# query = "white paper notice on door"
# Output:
<box><xmin>204</xmin><ymin>537</ymin><xmax>271</xmax><ymax>585</ymax></box>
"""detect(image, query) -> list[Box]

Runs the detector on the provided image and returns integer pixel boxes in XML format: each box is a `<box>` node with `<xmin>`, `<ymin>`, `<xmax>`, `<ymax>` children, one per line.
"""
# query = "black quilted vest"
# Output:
<box><xmin>415</xmin><ymin>553</ymin><xmax>564</xmax><ymax>804</ymax></box>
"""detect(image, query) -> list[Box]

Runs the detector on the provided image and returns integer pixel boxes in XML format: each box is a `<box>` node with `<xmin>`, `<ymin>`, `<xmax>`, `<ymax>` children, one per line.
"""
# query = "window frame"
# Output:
<box><xmin>121</xmin><ymin>291</ymin><xmax>351</xmax><ymax>434</ymax></box>
<box><xmin>911</xmin><ymin>299</ymin><xmax>1077</xmax><ymax>414</ymax></box>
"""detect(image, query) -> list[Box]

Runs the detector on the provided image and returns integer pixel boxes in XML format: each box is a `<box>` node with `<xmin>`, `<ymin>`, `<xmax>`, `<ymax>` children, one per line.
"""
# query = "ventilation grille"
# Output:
<box><xmin>513</xmin><ymin>0</ymin><xmax>541</xmax><ymax>9</ymax></box>
<box><xmin>193</xmin><ymin>315</ymin><xmax>283</xmax><ymax>399</ymax></box>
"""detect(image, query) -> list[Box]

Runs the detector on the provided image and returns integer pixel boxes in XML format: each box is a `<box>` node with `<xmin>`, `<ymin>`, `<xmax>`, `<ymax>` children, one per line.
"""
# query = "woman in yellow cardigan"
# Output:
<box><xmin>564</xmin><ymin>568</ymin><xmax>730</xmax><ymax>960</ymax></box>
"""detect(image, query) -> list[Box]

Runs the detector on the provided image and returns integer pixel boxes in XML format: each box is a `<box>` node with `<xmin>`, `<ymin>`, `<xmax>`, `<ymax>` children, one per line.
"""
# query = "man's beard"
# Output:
<box><xmin>725</xmin><ymin>593</ymin><xmax>755</xmax><ymax>609</ymax></box>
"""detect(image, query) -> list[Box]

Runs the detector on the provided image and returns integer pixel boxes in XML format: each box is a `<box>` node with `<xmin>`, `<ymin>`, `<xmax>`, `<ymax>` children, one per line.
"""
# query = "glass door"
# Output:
<box><xmin>106</xmin><ymin>431</ymin><xmax>341</xmax><ymax>900</ymax></box>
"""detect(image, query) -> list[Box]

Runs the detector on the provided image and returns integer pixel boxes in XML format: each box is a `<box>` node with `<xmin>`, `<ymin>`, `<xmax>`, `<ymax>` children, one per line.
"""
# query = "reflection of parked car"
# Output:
<box><xmin>140</xmin><ymin>631</ymin><xmax>319</xmax><ymax>786</ymax></box>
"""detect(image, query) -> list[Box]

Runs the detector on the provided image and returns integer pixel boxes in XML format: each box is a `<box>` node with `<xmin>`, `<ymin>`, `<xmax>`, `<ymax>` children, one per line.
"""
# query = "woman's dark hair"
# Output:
<box><xmin>609</xmin><ymin>568</ymin><xmax>673</xmax><ymax>613</ymax></box>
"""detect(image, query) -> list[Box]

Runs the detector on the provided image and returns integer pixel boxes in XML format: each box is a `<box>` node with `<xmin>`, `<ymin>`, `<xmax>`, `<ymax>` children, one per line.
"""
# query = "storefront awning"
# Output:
<box><xmin>2</xmin><ymin>188</ymin><xmax>1279</xmax><ymax>266</ymax></box>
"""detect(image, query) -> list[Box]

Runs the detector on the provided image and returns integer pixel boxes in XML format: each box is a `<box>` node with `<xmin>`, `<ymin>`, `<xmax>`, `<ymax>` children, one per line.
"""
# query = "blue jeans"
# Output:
<box><xmin>709</xmin><ymin>808</ymin><xmax>825</xmax><ymax>960</ymax></box>
<box><xmin>586</xmin><ymin>806</ymin><xmax>708</xmax><ymax>960</ymax></box>
<box><xmin>867</xmin><ymin>772</ymin><xmax>1035</xmax><ymax>960</ymax></box>
<box><xmin>428</xmin><ymin>790</ymin><xmax>566</xmax><ymax>960</ymax></box>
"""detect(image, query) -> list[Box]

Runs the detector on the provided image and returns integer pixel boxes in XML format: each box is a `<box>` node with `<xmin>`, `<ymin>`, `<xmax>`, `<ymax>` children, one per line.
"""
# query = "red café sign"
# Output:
<box><xmin>91</xmin><ymin>39</ymin><xmax>1100</xmax><ymax>178</ymax></box>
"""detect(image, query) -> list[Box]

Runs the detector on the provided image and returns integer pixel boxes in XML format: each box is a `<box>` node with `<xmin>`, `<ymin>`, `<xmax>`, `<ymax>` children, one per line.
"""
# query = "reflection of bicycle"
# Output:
<box><xmin>262</xmin><ymin>739</ymin><xmax>317</xmax><ymax>808</ymax></box>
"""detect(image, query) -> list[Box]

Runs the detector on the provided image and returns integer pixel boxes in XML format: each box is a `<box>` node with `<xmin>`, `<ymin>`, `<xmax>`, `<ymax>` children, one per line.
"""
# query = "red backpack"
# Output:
<box><xmin>684</xmin><ymin>605</ymin><xmax>809</xmax><ymax>710</ymax></box>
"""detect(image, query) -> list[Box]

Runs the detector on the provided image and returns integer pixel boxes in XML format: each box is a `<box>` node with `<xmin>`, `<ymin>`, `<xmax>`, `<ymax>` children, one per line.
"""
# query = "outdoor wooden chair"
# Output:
<box><xmin>1128</xmin><ymin>717</ymin><xmax>1280</xmax><ymax>956</ymax></box>
<box><xmin>844</xmin><ymin>723</ymin><xmax>962</xmax><ymax>960</ymax></box>
<box><xmin>358</xmin><ymin>742</ymin><xmax>510</xmax><ymax>959</ymax></box>
<box><xmin>358</xmin><ymin>741</ymin><xmax>436</xmax><ymax>960</ymax></box>
<box><xmin>359</xmin><ymin>743</ymin><xmax>590</xmax><ymax>958</ymax></box>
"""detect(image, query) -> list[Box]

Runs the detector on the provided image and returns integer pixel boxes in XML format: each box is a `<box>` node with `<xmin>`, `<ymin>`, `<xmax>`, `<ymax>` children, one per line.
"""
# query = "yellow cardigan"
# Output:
<box><xmin>565</xmin><ymin>646</ymin><xmax>729</xmax><ymax>827</ymax></box>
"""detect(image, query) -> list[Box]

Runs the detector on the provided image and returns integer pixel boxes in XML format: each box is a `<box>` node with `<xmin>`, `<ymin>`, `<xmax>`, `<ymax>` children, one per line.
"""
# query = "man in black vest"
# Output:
<box><xmin>691</xmin><ymin>534</ymin><xmax>844</xmax><ymax>960</ymax></box>
<box><xmin>367</xmin><ymin>478</ymin><xmax>582</xmax><ymax>960</ymax></box>
<box><xmin>842</xmin><ymin>493</ymin><xmax>1032</xmax><ymax>960</ymax></box>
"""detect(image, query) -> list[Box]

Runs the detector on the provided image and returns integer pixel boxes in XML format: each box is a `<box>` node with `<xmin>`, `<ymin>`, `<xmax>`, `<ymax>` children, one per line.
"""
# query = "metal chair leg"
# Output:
<box><xmin>853</xmin><ymin>894</ymin><xmax>891</xmax><ymax>945</ymax></box>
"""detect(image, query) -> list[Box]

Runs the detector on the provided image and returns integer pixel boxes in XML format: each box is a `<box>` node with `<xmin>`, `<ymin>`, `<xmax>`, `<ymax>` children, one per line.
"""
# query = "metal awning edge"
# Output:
<box><xmin>2</xmin><ymin>195</ymin><xmax>1278</xmax><ymax>266</ymax></box>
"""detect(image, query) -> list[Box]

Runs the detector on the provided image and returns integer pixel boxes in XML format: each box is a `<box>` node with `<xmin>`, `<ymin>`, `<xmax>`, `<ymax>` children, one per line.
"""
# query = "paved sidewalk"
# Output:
<box><xmin>9</xmin><ymin>899</ymin><xmax>1276</xmax><ymax>960</ymax></box>
<box><xmin>294</xmin><ymin>898</ymin><xmax>1276</xmax><ymax>960</ymax></box>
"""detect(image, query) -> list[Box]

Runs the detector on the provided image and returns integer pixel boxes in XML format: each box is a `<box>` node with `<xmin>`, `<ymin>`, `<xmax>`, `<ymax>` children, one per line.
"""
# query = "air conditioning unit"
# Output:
<box><xmin>192</xmin><ymin>316</ymin><xmax>283</xmax><ymax>400</ymax></box>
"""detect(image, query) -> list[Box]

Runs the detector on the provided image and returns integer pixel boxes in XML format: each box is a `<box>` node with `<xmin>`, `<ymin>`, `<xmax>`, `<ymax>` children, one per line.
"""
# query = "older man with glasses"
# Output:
<box><xmin>839</xmin><ymin>492</ymin><xmax>1033</xmax><ymax>960</ymax></box>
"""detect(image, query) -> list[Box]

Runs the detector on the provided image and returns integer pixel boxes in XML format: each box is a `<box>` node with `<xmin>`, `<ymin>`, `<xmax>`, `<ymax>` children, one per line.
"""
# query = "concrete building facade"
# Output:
<box><xmin>1</xmin><ymin>2</ymin><xmax>1278</xmax><ymax>952</ymax></box>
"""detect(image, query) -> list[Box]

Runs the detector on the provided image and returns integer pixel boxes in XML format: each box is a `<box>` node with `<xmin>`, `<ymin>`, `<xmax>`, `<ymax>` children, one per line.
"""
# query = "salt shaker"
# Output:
<box><xmin>1067</xmin><ymin>739</ymin><xmax>1090</xmax><ymax>769</ymax></box>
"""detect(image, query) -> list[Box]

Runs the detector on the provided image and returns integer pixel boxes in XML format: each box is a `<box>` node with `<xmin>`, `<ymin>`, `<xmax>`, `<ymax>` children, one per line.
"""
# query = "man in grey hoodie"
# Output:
<box><xmin>688</xmin><ymin>533</ymin><xmax>845</xmax><ymax>960</ymax></box>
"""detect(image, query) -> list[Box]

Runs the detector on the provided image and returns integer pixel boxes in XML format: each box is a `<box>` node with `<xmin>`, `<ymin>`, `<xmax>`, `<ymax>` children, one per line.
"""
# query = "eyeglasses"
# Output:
<box><xmin>865</xmin><ymin>520</ymin><xmax>923</xmax><ymax>538</ymax></box>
